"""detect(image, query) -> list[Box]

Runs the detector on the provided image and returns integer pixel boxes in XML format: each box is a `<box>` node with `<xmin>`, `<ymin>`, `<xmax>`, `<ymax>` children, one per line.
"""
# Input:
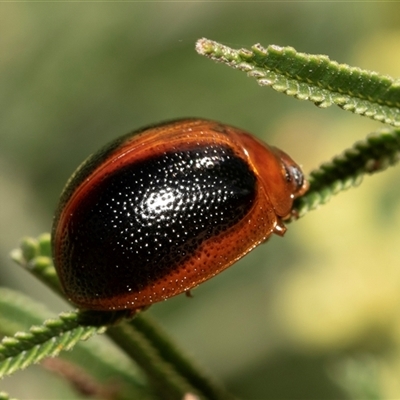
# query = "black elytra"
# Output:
<box><xmin>59</xmin><ymin>145</ymin><xmax>256</xmax><ymax>301</ymax></box>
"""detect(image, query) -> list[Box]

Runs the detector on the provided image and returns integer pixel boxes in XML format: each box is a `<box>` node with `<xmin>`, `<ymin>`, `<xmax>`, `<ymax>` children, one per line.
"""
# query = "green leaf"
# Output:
<box><xmin>0</xmin><ymin>309</ymin><xmax>104</xmax><ymax>378</ymax></box>
<box><xmin>196</xmin><ymin>38</ymin><xmax>400</xmax><ymax>127</ymax></box>
<box><xmin>291</xmin><ymin>127</ymin><xmax>400</xmax><ymax>219</ymax></box>
<box><xmin>0</xmin><ymin>288</ymin><xmax>151</xmax><ymax>399</ymax></box>
<box><xmin>11</xmin><ymin>234</ymin><xmax>61</xmax><ymax>293</ymax></box>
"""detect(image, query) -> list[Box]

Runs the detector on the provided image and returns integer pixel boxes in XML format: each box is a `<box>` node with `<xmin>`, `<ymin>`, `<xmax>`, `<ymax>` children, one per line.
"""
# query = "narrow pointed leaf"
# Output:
<box><xmin>292</xmin><ymin>127</ymin><xmax>400</xmax><ymax>218</ymax></box>
<box><xmin>196</xmin><ymin>38</ymin><xmax>400</xmax><ymax>127</ymax></box>
<box><xmin>0</xmin><ymin>288</ymin><xmax>150</xmax><ymax>399</ymax></box>
<box><xmin>0</xmin><ymin>311</ymin><xmax>105</xmax><ymax>378</ymax></box>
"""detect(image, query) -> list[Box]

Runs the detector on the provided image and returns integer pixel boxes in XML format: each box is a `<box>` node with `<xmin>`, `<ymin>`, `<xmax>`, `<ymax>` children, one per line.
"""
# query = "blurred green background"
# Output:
<box><xmin>1</xmin><ymin>3</ymin><xmax>400</xmax><ymax>399</ymax></box>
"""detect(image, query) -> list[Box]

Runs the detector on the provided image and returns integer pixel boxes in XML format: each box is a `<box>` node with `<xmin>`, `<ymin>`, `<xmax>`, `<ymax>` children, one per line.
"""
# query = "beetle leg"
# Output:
<box><xmin>273</xmin><ymin>220</ymin><xmax>287</xmax><ymax>236</ymax></box>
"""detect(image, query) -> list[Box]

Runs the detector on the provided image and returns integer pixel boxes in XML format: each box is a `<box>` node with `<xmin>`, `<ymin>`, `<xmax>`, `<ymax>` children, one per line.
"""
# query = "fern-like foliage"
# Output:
<box><xmin>196</xmin><ymin>38</ymin><xmax>400</xmax><ymax>127</ymax></box>
<box><xmin>10</xmin><ymin>233</ymin><xmax>61</xmax><ymax>293</ymax></box>
<box><xmin>0</xmin><ymin>287</ymin><xmax>152</xmax><ymax>399</ymax></box>
<box><xmin>292</xmin><ymin>127</ymin><xmax>400</xmax><ymax>218</ymax></box>
<box><xmin>0</xmin><ymin>311</ymin><xmax>104</xmax><ymax>378</ymax></box>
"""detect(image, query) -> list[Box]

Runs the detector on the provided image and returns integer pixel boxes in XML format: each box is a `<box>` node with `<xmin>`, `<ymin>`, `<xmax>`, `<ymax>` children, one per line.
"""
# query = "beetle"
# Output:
<box><xmin>52</xmin><ymin>118</ymin><xmax>307</xmax><ymax>311</ymax></box>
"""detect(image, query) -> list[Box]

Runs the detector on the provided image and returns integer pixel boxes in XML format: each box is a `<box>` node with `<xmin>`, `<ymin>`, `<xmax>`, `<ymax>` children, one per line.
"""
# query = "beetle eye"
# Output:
<box><xmin>283</xmin><ymin>163</ymin><xmax>304</xmax><ymax>192</ymax></box>
<box><xmin>291</xmin><ymin>165</ymin><xmax>304</xmax><ymax>190</ymax></box>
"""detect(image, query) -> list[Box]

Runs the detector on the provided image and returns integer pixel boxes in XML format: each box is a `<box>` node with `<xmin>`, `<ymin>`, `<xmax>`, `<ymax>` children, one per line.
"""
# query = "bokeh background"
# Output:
<box><xmin>1</xmin><ymin>2</ymin><xmax>400</xmax><ymax>399</ymax></box>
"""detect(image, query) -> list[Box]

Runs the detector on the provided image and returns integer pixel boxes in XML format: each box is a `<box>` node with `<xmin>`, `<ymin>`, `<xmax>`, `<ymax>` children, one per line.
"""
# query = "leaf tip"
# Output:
<box><xmin>195</xmin><ymin>38</ymin><xmax>214</xmax><ymax>56</ymax></box>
